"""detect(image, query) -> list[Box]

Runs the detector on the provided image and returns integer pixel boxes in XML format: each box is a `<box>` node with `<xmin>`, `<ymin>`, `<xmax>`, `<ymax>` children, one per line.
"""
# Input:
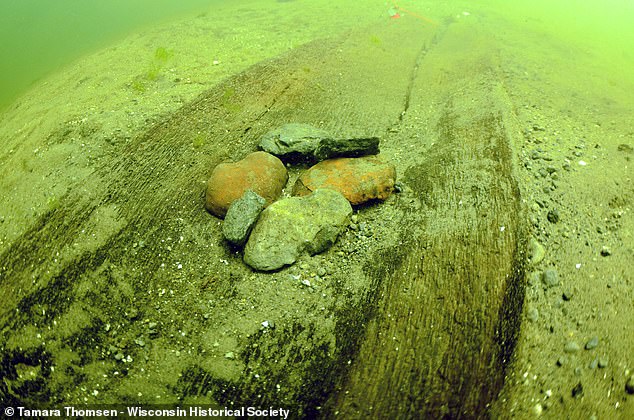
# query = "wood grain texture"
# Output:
<box><xmin>0</xmin><ymin>17</ymin><xmax>526</xmax><ymax>417</ymax></box>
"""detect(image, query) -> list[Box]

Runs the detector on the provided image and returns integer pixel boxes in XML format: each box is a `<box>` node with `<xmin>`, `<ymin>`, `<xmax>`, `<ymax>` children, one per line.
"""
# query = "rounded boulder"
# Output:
<box><xmin>205</xmin><ymin>151</ymin><xmax>288</xmax><ymax>218</ymax></box>
<box><xmin>293</xmin><ymin>156</ymin><xmax>396</xmax><ymax>205</ymax></box>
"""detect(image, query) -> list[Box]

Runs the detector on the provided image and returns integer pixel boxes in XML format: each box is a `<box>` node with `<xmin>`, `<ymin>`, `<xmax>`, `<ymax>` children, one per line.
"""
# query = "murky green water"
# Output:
<box><xmin>1</xmin><ymin>0</ymin><xmax>632</xmax><ymax>110</ymax></box>
<box><xmin>0</xmin><ymin>0</ymin><xmax>219</xmax><ymax>109</ymax></box>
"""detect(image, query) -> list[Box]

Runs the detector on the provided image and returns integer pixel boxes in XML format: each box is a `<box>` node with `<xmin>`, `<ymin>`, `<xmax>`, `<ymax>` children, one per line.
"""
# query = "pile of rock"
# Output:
<box><xmin>205</xmin><ymin>123</ymin><xmax>397</xmax><ymax>271</ymax></box>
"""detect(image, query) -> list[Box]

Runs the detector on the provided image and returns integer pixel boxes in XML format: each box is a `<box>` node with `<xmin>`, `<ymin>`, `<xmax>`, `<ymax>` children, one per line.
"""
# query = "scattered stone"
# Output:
<box><xmin>571</xmin><ymin>382</ymin><xmax>583</xmax><ymax>398</ymax></box>
<box><xmin>547</xmin><ymin>209</ymin><xmax>560</xmax><ymax>223</ymax></box>
<box><xmin>314</xmin><ymin>136</ymin><xmax>380</xmax><ymax>160</ymax></box>
<box><xmin>564</xmin><ymin>341</ymin><xmax>580</xmax><ymax>353</ymax></box>
<box><xmin>526</xmin><ymin>307</ymin><xmax>539</xmax><ymax>322</ymax></box>
<box><xmin>528</xmin><ymin>237</ymin><xmax>545</xmax><ymax>265</ymax></box>
<box><xmin>222</xmin><ymin>190</ymin><xmax>266</xmax><ymax>247</ymax></box>
<box><xmin>588</xmin><ymin>358</ymin><xmax>598</xmax><ymax>369</ymax></box>
<box><xmin>244</xmin><ymin>189</ymin><xmax>352</xmax><ymax>271</ymax></box>
<box><xmin>626</xmin><ymin>376</ymin><xmax>634</xmax><ymax>395</ymax></box>
<box><xmin>556</xmin><ymin>355</ymin><xmax>567</xmax><ymax>367</ymax></box>
<box><xmin>205</xmin><ymin>151</ymin><xmax>288</xmax><ymax>218</ymax></box>
<box><xmin>293</xmin><ymin>156</ymin><xmax>396</xmax><ymax>205</ymax></box>
<box><xmin>562</xmin><ymin>289</ymin><xmax>573</xmax><ymax>301</ymax></box>
<box><xmin>584</xmin><ymin>336</ymin><xmax>599</xmax><ymax>350</ymax></box>
<box><xmin>258</xmin><ymin>123</ymin><xmax>331</xmax><ymax>161</ymax></box>
<box><xmin>542</xmin><ymin>269</ymin><xmax>559</xmax><ymax>288</ymax></box>
<box><xmin>598</xmin><ymin>358</ymin><xmax>608</xmax><ymax>368</ymax></box>
<box><xmin>600</xmin><ymin>245</ymin><xmax>611</xmax><ymax>256</ymax></box>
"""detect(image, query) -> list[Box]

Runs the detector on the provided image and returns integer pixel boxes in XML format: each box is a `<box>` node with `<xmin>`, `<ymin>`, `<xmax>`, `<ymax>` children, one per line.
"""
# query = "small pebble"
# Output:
<box><xmin>598</xmin><ymin>358</ymin><xmax>608</xmax><ymax>368</ymax></box>
<box><xmin>626</xmin><ymin>377</ymin><xmax>634</xmax><ymax>395</ymax></box>
<box><xmin>600</xmin><ymin>246</ymin><xmax>611</xmax><ymax>256</ymax></box>
<box><xmin>571</xmin><ymin>382</ymin><xmax>583</xmax><ymax>398</ymax></box>
<box><xmin>526</xmin><ymin>307</ymin><xmax>539</xmax><ymax>322</ymax></box>
<box><xmin>542</xmin><ymin>269</ymin><xmax>559</xmax><ymax>288</ymax></box>
<box><xmin>547</xmin><ymin>209</ymin><xmax>560</xmax><ymax>223</ymax></box>
<box><xmin>585</xmin><ymin>336</ymin><xmax>599</xmax><ymax>350</ymax></box>
<box><xmin>562</xmin><ymin>290</ymin><xmax>573</xmax><ymax>301</ymax></box>
<box><xmin>564</xmin><ymin>341</ymin><xmax>580</xmax><ymax>353</ymax></box>
<box><xmin>528</xmin><ymin>237</ymin><xmax>545</xmax><ymax>265</ymax></box>
<box><xmin>588</xmin><ymin>358</ymin><xmax>598</xmax><ymax>369</ymax></box>
<box><xmin>556</xmin><ymin>355</ymin><xmax>567</xmax><ymax>367</ymax></box>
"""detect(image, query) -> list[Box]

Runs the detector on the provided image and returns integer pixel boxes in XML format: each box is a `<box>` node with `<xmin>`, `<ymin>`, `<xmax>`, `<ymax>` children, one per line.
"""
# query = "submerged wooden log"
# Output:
<box><xmin>0</xmin><ymin>17</ymin><xmax>525</xmax><ymax>418</ymax></box>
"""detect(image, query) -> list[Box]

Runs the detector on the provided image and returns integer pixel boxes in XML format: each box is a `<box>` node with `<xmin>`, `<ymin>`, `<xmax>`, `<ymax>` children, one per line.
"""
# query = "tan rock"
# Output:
<box><xmin>205</xmin><ymin>151</ymin><xmax>288</xmax><ymax>218</ymax></box>
<box><xmin>293</xmin><ymin>156</ymin><xmax>396</xmax><ymax>205</ymax></box>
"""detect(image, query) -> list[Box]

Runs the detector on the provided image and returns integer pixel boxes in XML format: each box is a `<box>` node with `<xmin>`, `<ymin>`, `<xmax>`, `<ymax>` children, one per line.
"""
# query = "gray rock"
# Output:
<box><xmin>526</xmin><ymin>307</ymin><xmax>539</xmax><ymax>322</ymax></box>
<box><xmin>244</xmin><ymin>189</ymin><xmax>352</xmax><ymax>271</ymax></box>
<box><xmin>222</xmin><ymin>190</ymin><xmax>266</xmax><ymax>247</ymax></box>
<box><xmin>562</xmin><ymin>289</ymin><xmax>573</xmax><ymax>301</ymax></box>
<box><xmin>564</xmin><ymin>341</ymin><xmax>580</xmax><ymax>353</ymax></box>
<box><xmin>314</xmin><ymin>136</ymin><xmax>380</xmax><ymax>160</ymax></box>
<box><xmin>259</xmin><ymin>123</ymin><xmax>331</xmax><ymax>160</ymax></box>
<box><xmin>584</xmin><ymin>336</ymin><xmax>599</xmax><ymax>350</ymax></box>
<box><xmin>542</xmin><ymin>269</ymin><xmax>559</xmax><ymax>288</ymax></box>
<box><xmin>547</xmin><ymin>209</ymin><xmax>560</xmax><ymax>223</ymax></box>
<box><xmin>528</xmin><ymin>237</ymin><xmax>546</xmax><ymax>265</ymax></box>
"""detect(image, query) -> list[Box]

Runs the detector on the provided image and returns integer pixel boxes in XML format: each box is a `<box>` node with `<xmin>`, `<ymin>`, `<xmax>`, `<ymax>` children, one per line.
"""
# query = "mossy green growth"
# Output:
<box><xmin>130</xmin><ymin>79</ymin><xmax>147</xmax><ymax>93</ymax></box>
<box><xmin>369</xmin><ymin>35</ymin><xmax>382</xmax><ymax>46</ymax></box>
<box><xmin>154</xmin><ymin>47</ymin><xmax>173</xmax><ymax>63</ymax></box>
<box><xmin>142</xmin><ymin>47</ymin><xmax>174</xmax><ymax>82</ymax></box>
<box><xmin>192</xmin><ymin>133</ymin><xmax>206</xmax><ymax>148</ymax></box>
<box><xmin>46</xmin><ymin>195</ymin><xmax>61</xmax><ymax>212</ymax></box>
<box><xmin>146</xmin><ymin>63</ymin><xmax>162</xmax><ymax>81</ymax></box>
<box><xmin>220</xmin><ymin>87</ymin><xmax>242</xmax><ymax>113</ymax></box>
<box><xmin>221</xmin><ymin>86</ymin><xmax>235</xmax><ymax>101</ymax></box>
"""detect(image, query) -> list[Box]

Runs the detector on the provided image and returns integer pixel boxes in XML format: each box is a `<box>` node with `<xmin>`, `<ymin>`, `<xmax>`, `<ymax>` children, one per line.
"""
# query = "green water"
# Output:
<box><xmin>493</xmin><ymin>0</ymin><xmax>634</xmax><ymax>79</ymax></box>
<box><xmin>2</xmin><ymin>0</ymin><xmax>633</xmax><ymax>111</ymax></box>
<box><xmin>0</xmin><ymin>0</ymin><xmax>219</xmax><ymax>109</ymax></box>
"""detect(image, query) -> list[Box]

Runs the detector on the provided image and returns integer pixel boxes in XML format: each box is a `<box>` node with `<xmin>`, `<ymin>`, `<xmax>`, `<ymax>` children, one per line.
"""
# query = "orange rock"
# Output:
<box><xmin>293</xmin><ymin>156</ymin><xmax>396</xmax><ymax>205</ymax></box>
<box><xmin>206</xmin><ymin>151</ymin><xmax>288</xmax><ymax>218</ymax></box>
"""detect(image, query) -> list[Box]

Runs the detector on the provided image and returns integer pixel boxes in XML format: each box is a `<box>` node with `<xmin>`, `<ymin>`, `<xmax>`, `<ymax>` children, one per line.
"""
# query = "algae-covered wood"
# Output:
<box><xmin>1</xmin><ymin>17</ymin><xmax>526</xmax><ymax>418</ymax></box>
